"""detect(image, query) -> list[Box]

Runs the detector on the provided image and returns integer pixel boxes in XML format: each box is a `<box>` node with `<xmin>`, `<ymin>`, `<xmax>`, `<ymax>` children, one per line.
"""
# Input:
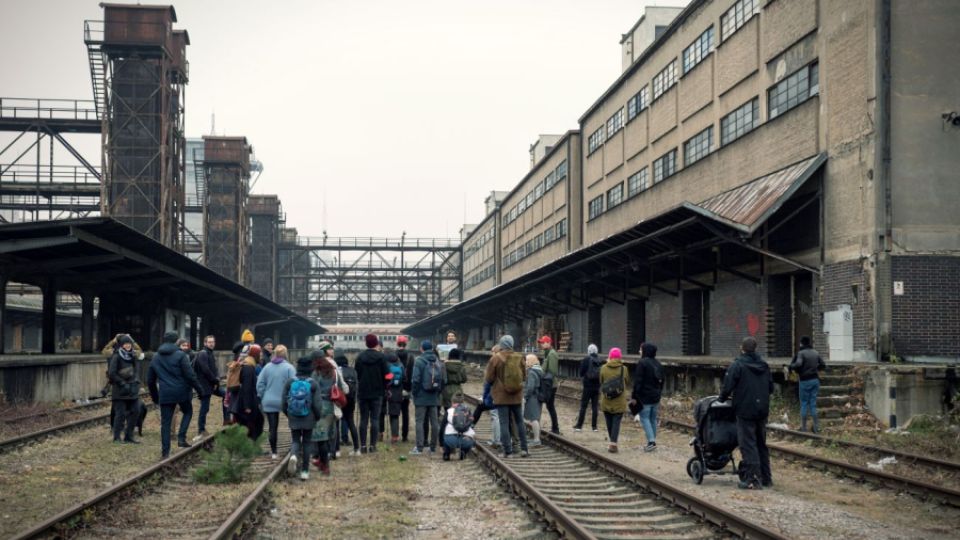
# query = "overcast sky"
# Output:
<box><xmin>1</xmin><ymin>0</ymin><xmax>687</xmax><ymax>239</ymax></box>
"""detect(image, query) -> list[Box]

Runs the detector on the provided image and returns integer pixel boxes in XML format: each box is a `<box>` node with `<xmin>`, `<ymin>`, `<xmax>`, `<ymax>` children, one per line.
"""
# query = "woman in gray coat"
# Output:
<box><xmin>281</xmin><ymin>357</ymin><xmax>324</xmax><ymax>481</ymax></box>
<box><xmin>523</xmin><ymin>354</ymin><xmax>544</xmax><ymax>446</ymax></box>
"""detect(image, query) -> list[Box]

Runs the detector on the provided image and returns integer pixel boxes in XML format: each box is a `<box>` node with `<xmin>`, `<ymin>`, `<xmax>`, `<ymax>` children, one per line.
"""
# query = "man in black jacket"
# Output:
<box><xmin>631</xmin><ymin>342</ymin><xmax>664</xmax><ymax>452</ymax></box>
<box><xmin>789</xmin><ymin>336</ymin><xmax>825</xmax><ymax>432</ymax></box>
<box><xmin>193</xmin><ymin>335</ymin><xmax>222</xmax><ymax>436</ymax></box>
<box><xmin>396</xmin><ymin>336</ymin><xmax>413</xmax><ymax>442</ymax></box>
<box><xmin>719</xmin><ymin>337</ymin><xmax>773</xmax><ymax>490</ymax></box>
<box><xmin>573</xmin><ymin>344</ymin><xmax>602</xmax><ymax>432</ymax></box>
<box><xmin>354</xmin><ymin>333</ymin><xmax>388</xmax><ymax>453</ymax></box>
<box><xmin>147</xmin><ymin>331</ymin><xmax>203</xmax><ymax>458</ymax></box>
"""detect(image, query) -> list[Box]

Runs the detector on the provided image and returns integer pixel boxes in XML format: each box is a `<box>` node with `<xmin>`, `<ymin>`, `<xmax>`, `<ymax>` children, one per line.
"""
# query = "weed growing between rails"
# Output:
<box><xmin>194</xmin><ymin>425</ymin><xmax>265</xmax><ymax>484</ymax></box>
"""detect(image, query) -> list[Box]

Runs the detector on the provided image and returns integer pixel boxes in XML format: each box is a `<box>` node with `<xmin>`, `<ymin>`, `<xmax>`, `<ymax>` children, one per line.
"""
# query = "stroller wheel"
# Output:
<box><xmin>686</xmin><ymin>457</ymin><xmax>698</xmax><ymax>478</ymax></box>
<box><xmin>690</xmin><ymin>460</ymin><xmax>704</xmax><ymax>485</ymax></box>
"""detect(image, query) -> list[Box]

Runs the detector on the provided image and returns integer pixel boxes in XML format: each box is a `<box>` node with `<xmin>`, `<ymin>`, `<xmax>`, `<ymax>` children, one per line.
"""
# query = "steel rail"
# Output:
<box><xmin>660</xmin><ymin>419</ymin><xmax>960</xmax><ymax>508</ymax></box>
<box><xmin>10</xmin><ymin>432</ymin><xmax>216</xmax><ymax>540</ymax></box>
<box><xmin>210</xmin><ymin>454</ymin><xmax>291</xmax><ymax>539</ymax></box>
<box><xmin>464</xmin><ymin>394</ymin><xmax>786</xmax><ymax>540</ymax></box>
<box><xmin>0</xmin><ymin>401</ymin><xmax>157</xmax><ymax>454</ymax></box>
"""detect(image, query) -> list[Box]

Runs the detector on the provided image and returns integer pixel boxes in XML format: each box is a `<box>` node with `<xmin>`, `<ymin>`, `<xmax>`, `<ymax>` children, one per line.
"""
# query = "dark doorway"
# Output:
<box><xmin>588</xmin><ymin>306</ymin><xmax>602</xmax><ymax>351</ymax></box>
<box><xmin>682</xmin><ymin>289</ymin><xmax>709</xmax><ymax>355</ymax></box>
<box><xmin>793</xmin><ymin>273</ymin><xmax>814</xmax><ymax>356</ymax></box>
<box><xmin>626</xmin><ymin>298</ymin><xmax>646</xmax><ymax>356</ymax></box>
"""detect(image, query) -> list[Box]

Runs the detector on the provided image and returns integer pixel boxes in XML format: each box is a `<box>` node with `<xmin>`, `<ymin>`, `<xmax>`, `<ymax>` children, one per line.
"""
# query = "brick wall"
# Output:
<box><xmin>891</xmin><ymin>255</ymin><xmax>960</xmax><ymax>357</ymax></box>
<box><xmin>766</xmin><ymin>275</ymin><xmax>794</xmax><ymax>357</ymax></box>
<box><xmin>815</xmin><ymin>259</ymin><xmax>874</xmax><ymax>357</ymax></box>
<box><xmin>646</xmin><ymin>291</ymin><xmax>682</xmax><ymax>355</ymax></box>
<box><xmin>709</xmin><ymin>279</ymin><xmax>766</xmax><ymax>358</ymax></box>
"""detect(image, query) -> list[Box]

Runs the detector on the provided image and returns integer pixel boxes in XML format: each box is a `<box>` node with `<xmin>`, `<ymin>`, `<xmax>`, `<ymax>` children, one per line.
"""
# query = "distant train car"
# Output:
<box><xmin>310</xmin><ymin>325</ymin><xmax>406</xmax><ymax>351</ymax></box>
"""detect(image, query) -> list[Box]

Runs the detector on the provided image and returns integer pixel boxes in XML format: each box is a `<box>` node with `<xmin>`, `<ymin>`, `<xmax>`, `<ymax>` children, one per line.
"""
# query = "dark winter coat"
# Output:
<box><xmin>193</xmin><ymin>347</ymin><xmax>219</xmax><ymax>397</ymax></box>
<box><xmin>632</xmin><ymin>356</ymin><xmax>665</xmax><ymax>405</ymax></box>
<box><xmin>719</xmin><ymin>351</ymin><xmax>774</xmax><ymax>421</ymax></box>
<box><xmin>484</xmin><ymin>350</ymin><xmax>525</xmax><ymax>406</ymax></box>
<box><xmin>411</xmin><ymin>351</ymin><xmax>446</xmax><ymax>407</ymax></box>
<box><xmin>790</xmin><ymin>346</ymin><xmax>825</xmax><ymax>381</ymax></box>
<box><xmin>231</xmin><ymin>357</ymin><xmax>259</xmax><ymax>413</ymax></box>
<box><xmin>385</xmin><ymin>355</ymin><xmax>406</xmax><ymax>405</ymax></box>
<box><xmin>397</xmin><ymin>348</ymin><xmax>414</xmax><ymax>393</ymax></box>
<box><xmin>523</xmin><ymin>365</ymin><xmax>543</xmax><ymax>421</ymax></box>
<box><xmin>280</xmin><ymin>376</ymin><xmax>324</xmax><ymax>430</ymax></box>
<box><xmin>354</xmin><ymin>348</ymin><xmax>388</xmax><ymax>400</ymax></box>
<box><xmin>147</xmin><ymin>342</ymin><xmax>202</xmax><ymax>405</ymax></box>
<box><xmin>442</xmin><ymin>360</ymin><xmax>468</xmax><ymax>408</ymax></box>
<box><xmin>579</xmin><ymin>354</ymin><xmax>603</xmax><ymax>392</ymax></box>
<box><xmin>107</xmin><ymin>350</ymin><xmax>140</xmax><ymax>400</ymax></box>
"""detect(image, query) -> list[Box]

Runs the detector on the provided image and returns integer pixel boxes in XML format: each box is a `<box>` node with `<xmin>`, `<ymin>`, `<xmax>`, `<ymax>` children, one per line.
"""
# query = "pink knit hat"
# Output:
<box><xmin>608</xmin><ymin>347</ymin><xmax>622</xmax><ymax>359</ymax></box>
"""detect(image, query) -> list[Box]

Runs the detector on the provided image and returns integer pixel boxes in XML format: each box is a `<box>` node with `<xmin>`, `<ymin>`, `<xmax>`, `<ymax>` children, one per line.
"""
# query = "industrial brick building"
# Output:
<box><xmin>407</xmin><ymin>0</ymin><xmax>960</xmax><ymax>363</ymax></box>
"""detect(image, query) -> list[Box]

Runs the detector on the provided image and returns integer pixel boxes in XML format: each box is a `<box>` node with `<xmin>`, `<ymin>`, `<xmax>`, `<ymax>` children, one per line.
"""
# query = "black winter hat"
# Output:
<box><xmin>118</xmin><ymin>334</ymin><xmax>134</xmax><ymax>346</ymax></box>
<box><xmin>448</xmin><ymin>348</ymin><xmax>463</xmax><ymax>360</ymax></box>
<box><xmin>162</xmin><ymin>331</ymin><xmax>179</xmax><ymax>344</ymax></box>
<box><xmin>296</xmin><ymin>356</ymin><xmax>313</xmax><ymax>374</ymax></box>
<box><xmin>640</xmin><ymin>342</ymin><xmax>658</xmax><ymax>358</ymax></box>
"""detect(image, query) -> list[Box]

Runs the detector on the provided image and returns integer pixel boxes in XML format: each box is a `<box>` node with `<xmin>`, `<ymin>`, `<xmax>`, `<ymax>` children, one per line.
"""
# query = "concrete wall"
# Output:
<box><xmin>864</xmin><ymin>367</ymin><xmax>950</xmax><ymax>428</ymax></box>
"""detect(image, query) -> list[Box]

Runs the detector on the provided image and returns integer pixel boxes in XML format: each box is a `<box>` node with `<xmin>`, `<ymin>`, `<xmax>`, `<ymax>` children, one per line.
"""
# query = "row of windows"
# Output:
<box><xmin>463</xmin><ymin>227</ymin><xmax>495</xmax><ymax>260</ymax></box>
<box><xmin>720</xmin><ymin>0</ymin><xmax>759</xmax><ymax>42</ymax></box>
<box><xmin>503</xmin><ymin>159</ymin><xmax>569</xmax><ymax>225</ymax></box>
<box><xmin>503</xmin><ymin>218</ymin><xmax>568</xmax><ymax>269</ymax></box>
<box><xmin>682</xmin><ymin>26</ymin><xmax>714</xmax><ymax>75</ymax></box>
<box><xmin>587</xmin><ymin>61</ymin><xmax>821</xmax><ymax>224</ymax></box>
<box><xmin>464</xmin><ymin>264</ymin><xmax>496</xmax><ymax>290</ymax></box>
<box><xmin>607</xmin><ymin>108</ymin><xmax>624</xmax><ymax>138</ymax></box>
<box><xmin>588</xmin><ymin>126</ymin><xmax>605</xmax><ymax>154</ymax></box>
<box><xmin>652</xmin><ymin>60</ymin><xmax>677</xmax><ymax>101</ymax></box>
<box><xmin>319</xmin><ymin>334</ymin><xmax>402</xmax><ymax>343</ymax></box>
<box><xmin>627</xmin><ymin>86</ymin><xmax>649</xmax><ymax>122</ymax></box>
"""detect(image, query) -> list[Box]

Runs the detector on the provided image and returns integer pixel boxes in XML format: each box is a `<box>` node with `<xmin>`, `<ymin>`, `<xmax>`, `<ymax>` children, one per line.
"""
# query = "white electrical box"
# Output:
<box><xmin>823</xmin><ymin>304</ymin><xmax>854</xmax><ymax>361</ymax></box>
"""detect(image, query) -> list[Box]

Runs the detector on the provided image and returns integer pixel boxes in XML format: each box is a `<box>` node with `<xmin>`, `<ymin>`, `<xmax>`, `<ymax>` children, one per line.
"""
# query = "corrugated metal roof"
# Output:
<box><xmin>694</xmin><ymin>153</ymin><xmax>826</xmax><ymax>234</ymax></box>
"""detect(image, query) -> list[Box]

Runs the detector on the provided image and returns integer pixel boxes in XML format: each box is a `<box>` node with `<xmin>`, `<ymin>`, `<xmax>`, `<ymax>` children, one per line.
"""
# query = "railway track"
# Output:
<box><xmin>464</xmin><ymin>394</ymin><xmax>787</xmax><ymax>540</ymax></box>
<box><xmin>0</xmin><ymin>398</ymin><xmax>156</xmax><ymax>455</ymax></box>
<box><xmin>11</xmin><ymin>430</ymin><xmax>290</xmax><ymax>540</ymax></box>
<box><xmin>551</xmin><ymin>384</ymin><xmax>960</xmax><ymax>507</ymax></box>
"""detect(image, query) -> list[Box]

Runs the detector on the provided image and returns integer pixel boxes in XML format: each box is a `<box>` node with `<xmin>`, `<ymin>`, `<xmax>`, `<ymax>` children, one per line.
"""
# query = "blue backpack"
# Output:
<box><xmin>287</xmin><ymin>378</ymin><xmax>312</xmax><ymax>417</ymax></box>
<box><xmin>388</xmin><ymin>362</ymin><xmax>403</xmax><ymax>387</ymax></box>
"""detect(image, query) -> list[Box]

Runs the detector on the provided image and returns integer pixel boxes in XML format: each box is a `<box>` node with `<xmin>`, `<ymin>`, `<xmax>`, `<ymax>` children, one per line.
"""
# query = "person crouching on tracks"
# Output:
<box><xmin>147</xmin><ymin>331</ymin><xmax>203</xmax><ymax>458</ymax></box>
<box><xmin>441</xmin><ymin>393</ymin><xmax>476</xmax><ymax>460</ymax></box>
<box><xmin>310</xmin><ymin>351</ymin><xmax>338</xmax><ymax>476</ymax></box>
<box><xmin>631</xmin><ymin>342</ymin><xmax>665</xmax><ymax>452</ymax></box>
<box><xmin>574</xmin><ymin>344</ymin><xmax>603</xmax><ymax>433</ymax></box>
<box><xmin>719</xmin><ymin>337</ymin><xmax>773</xmax><ymax>490</ymax></box>
<box><xmin>485</xmin><ymin>335</ymin><xmax>529</xmax><ymax>459</ymax></box>
<box><xmin>599</xmin><ymin>347</ymin><xmax>631</xmax><ymax>454</ymax></box>
<box><xmin>108</xmin><ymin>334</ymin><xmax>142</xmax><ymax>444</ymax></box>
<box><xmin>258</xmin><ymin>344</ymin><xmax>296</xmax><ymax>460</ymax></box>
<box><xmin>523</xmin><ymin>354</ymin><xmax>545</xmax><ymax>446</ymax></box>
<box><xmin>411</xmin><ymin>340</ymin><xmax>446</xmax><ymax>456</ymax></box>
<box><xmin>282</xmin><ymin>356</ymin><xmax>324</xmax><ymax>481</ymax></box>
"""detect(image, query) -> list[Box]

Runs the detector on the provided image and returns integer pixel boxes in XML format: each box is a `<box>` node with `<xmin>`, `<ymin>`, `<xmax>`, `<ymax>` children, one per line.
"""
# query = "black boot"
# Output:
<box><xmin>800</xmin><ymin>415</ymin><xmax>807</xmax><ymax>432</ymax></box>
<box><xmin>812</xmin><ymin>416</ymin><xmax>820</xmax><ymax>433</ymax></box>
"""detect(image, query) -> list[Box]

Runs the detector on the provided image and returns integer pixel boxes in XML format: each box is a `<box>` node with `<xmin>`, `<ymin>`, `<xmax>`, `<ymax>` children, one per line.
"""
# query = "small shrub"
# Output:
<box><xmin>193</xmin><ymin>425</ymin><xmax>263</xmax><ymax>484</ymax></box>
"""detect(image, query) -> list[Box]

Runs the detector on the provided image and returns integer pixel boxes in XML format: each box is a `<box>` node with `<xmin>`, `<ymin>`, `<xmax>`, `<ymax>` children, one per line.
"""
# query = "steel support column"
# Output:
<box><xmin>81</xmin><ymin>291</ymin><xmax>95</xmax><ymax>353</ymax></box>
<box><xmin>41</xmin><ymin>279</ymin><xmax>57</xmax><ymax>354</ymax></box>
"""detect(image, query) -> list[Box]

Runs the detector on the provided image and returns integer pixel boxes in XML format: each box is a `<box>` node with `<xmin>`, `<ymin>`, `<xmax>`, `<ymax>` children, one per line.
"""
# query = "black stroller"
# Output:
<box><xmin>686</xmin><ymin>395</ymin><xmax>739</xmax><ymax>484</ymax></box>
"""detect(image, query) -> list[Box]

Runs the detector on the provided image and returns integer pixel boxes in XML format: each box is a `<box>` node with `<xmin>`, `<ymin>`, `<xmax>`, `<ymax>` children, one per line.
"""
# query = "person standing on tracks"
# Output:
<box><xmin>538</xmin><ymin>335</ymin><xmax>562</xmax><ymax>435</ymax></box>
<box><xmin>396</xmin><ymin>336</ymin><xmax>414</xmax><ymax>442</ymax></box>
<box><xmin>472</xmin><ymin>345</ymin><xmax>501</xmax><ymax>447</ymax></box>
<box><xmin>411</xmin><ymin>340</ymin><xmax>446</xmax><ymax>455</ymax></box>
<box><xmin>485</xmin><ymin>335</ymin><xmax>529</xmax><ymax>458</ymax></box>
<box><xmin>310</xmin><ymin>351</ymin><xmax>338</xmax><ymax>476</ymax></box>
<box><xmin>719</xmin><ymin>336</ymin><xmax>773</xmax><ymax>490</ymax></box>
<box><xmin>789</xmin><ymin>336</ymin><xmax>825</xmax><ymax>433</ymax></box>
<box><xmin>523</xmin><ymin>354</ymin><xmax>544</xmax><ymax>446</ymax></box>
<box><xmin>282</xmin><ymin>356</ymin><xmax>324</xmax><ymax>481</ymax></box>
<box><xmin>442</xmin><ymin>348</ymin><xmax>468</xmax><ymax>410</ymax></box>
<box><xmin>631</xmin><ymin>342</ymin><xmax>664</xmax><ymax>452</ymax></box>
<box><xmin>381</xmin><ymin>350</ymin><xmax>406</xmax><ymax>446</ymax></box>
<box><xmin>193</xmin><ymin>335</ymin><xmax>222</xmax><ymax>437</ymax></box>
<box><xmin>336</xmin><ymin>349</ymin><xmax>361</xmax><ymax>456</ymax></box>
<box><xmin>599</xmin><ymin>347</ymin><xmax>631</xmax><ymax>454</ymax></box>
<box><xmin>258</xmin><ymin>344</ymin><xmax>296</xmax><ymax>460</ymax></box>
<box><xmin>232</xmin><ymin>344</ymin><xmax>265</xmax><ymax>443</ymax></box>
<box><xmin>355</xmin><ymin>333</ymin><xmax>388</xmax><ymax>454</ymax></box>
<box><xmin>574</xmin><ymin>344</ymin><xmax>603</xmax><ymax>433</ymax></box>
<box><xmin>147</xmin><ymin>331</ymin><xmax>203</xmax><ymax>458</ymax></box>
<box><xmin>108</xmin><ymin>334</ymin><xmax>142</xmax><ymax>444</ymax></box>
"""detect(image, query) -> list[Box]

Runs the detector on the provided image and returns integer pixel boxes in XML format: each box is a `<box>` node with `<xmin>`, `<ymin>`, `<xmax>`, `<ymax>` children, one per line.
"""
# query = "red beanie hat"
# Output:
<box><xmin>365</xmin><ymin>333</ymin><xmax>379</xmax><ymax>349</ymax></box>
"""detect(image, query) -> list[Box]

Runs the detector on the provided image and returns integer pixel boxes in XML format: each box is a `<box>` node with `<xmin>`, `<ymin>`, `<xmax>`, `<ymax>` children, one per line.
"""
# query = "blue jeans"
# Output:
<box><xmin>639</xmin><ymin>402</ymin><xmax>659</xmax><ymax>444</ymax></box>
<box><xmin>443</xmin><ymin>434</ymin><xmax>475</xmax><ymax>453</ymax></box>
<box><xmin>497</xmin><ymin>404</ymin><xmax>527</xmax><ymax>454</ymax></box>
<box><xmin>160</xmin><ymin>400</ymin><xmax>193</xmax><ymax>457</ymax></box>
<box><xmin>799</xmin><ymin>378</ymin><xmax>820</xmax><ymax>419</ymax></box>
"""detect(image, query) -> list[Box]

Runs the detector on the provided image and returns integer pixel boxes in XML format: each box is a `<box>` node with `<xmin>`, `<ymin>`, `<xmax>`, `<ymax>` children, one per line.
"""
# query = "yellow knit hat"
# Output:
<box><xmin>241</xmin><ymin>329</ymin><xmax>254</xmax><ymax>343</ymax></box>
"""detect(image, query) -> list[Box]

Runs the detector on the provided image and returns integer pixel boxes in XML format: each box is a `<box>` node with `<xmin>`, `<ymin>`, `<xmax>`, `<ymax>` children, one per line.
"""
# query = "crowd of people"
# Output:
<box><xmin>103</xmin><ymin>326</ymin><xmax>822</xmax><ymax>490</ymax></box>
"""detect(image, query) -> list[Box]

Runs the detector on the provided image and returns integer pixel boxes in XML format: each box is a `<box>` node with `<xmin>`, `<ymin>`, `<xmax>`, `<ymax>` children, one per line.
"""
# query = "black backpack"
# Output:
<box><xmin>451</xmin><ymin>403</ymin><xmax>472</xmax><ymax>433</ymax></box>
<box><xmin>537</xmin><ymin>371</ymin><xmax>554</xmax><ymax>402</ymax></box>
<box><xmin>585</xmin><ymin>357</ymin><xmax>601</xmax><ymax>383</ymax></box>
<box><xmin>601</xmin><ymin>366</ymin><xmax>625</xmax><ymax>400</ymax></box>
<box><xmin>340</xmin><ymin>365</ymin><xmax>359</xmax><ymax>398</ymax></box>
